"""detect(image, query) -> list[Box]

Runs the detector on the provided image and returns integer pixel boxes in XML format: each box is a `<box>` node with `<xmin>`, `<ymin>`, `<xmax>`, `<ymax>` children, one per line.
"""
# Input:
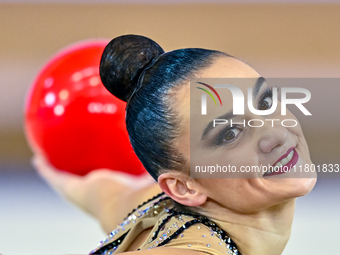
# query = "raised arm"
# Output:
<box><xmin>32</xmin><ymin>154</ymin><xmax>162</xmax><ymax>233</ymax></box>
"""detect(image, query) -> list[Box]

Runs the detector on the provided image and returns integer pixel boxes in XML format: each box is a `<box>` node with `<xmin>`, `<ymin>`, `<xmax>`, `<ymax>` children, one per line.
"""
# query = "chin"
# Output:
<box><xmin>296</xmin><ymin>176</ymin><xmax>317</xmax><ymax>197</ymax></box>
<box><xmin>289</xmin><ymin>153</ymin><xmax>317</xmax><ymax>197</ymax></box>
<box><xmin>270</xmin><ymin>171</ymin><xmax>317</xmax><ymax>201</ymax></box>
<box><xmin>283</xmin><ymin>174</ymin><xmax>317</xmax><ymax>200</ymax></box>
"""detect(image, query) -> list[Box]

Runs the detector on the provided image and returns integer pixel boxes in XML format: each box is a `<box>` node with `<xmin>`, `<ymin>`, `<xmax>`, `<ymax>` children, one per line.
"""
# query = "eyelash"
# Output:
<box><xmin>214</xmin><ymin>86</ymin><xmax>278</xmax><ymax>146</ymax></box>
<box><xmin>215</xmin><ymin>125</ymin><xmax>242</xmax><ymax>146</ymax></box>
<box><xmin>258</xmin><ymin>87</ymin><xmax>273</xmax><ymax>107</ymax></box>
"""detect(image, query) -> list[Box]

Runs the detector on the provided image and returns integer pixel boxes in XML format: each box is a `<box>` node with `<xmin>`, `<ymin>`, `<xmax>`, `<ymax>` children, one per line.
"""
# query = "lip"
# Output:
<box><xmin>263</xmin><ymin>147</ymin><xmax>299</xmax><ymax>177</ymax></box>
<box><xmin>273</xmin><ymin>147</ymin><xmax>295</xmax><ymax>167</ymax></box>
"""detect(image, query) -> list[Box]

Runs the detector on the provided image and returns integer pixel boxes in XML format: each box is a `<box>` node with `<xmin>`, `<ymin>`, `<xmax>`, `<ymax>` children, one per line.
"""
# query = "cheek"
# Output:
<box><xmin>200</xmin><ymin>178</ymin><xmax>277</xmax><ymax>213</ymax></box>
<box><xmin>285</xmin><ymin>110</ymin><xmax>310</xmax><ymax>151</ymax></box>
<box><xmin>194</xmin><ymin>138</ymin><xmax>261</xmax><ymax>179</ymax></box>
<box><xmin>283</xmin><ymin>109</ymin><xmax>304</xmax><ymax>135</ymax></box>
<box><xmin>218</xmin><ymin>138</ymin><xmax>261</xmax><ymax>175</ymax></box>
<box><xmin>212</xmin><ymin>149</ymin><xmax>256</xmax><ymax>168</ymax></box>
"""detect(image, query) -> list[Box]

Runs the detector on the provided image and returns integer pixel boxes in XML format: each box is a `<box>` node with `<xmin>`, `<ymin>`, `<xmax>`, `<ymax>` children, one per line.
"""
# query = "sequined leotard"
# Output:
<box><xmin>90</xmin><ymin>193</ymin><xmax>241</xmax><ymax>255</ymax></box>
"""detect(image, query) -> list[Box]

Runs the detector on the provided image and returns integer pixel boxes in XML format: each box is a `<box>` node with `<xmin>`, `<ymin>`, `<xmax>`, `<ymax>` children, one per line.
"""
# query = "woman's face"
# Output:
<box><xmin>174</xmin><ymin>56</ymin><xmax>317</xmax><ymax>213</ymax></box>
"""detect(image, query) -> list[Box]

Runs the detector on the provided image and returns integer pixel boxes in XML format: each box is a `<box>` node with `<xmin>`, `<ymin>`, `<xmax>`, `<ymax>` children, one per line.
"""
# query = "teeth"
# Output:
<box><xmin>275</xmin><ymin>150</ymin><xmax>295</xmax><ymax>167</ymax></box>
<box><xmin>264</xmin><ymin>149</ymin><xmax>295</xmax><ymax>176</ymax></box>
<box><xmin>280</xmin><ymin>158</ymin><xmax>288</xmax><ymax>165</ymax></box>
<box><xmin>287</xmin><ymin>150</ymin><xmax>294</xmax><ymax>161</ymax></box>
<box><xmin>275</xmin><ymin>162</ymin><xmax>282</xmax><ymax>167</ymax></box>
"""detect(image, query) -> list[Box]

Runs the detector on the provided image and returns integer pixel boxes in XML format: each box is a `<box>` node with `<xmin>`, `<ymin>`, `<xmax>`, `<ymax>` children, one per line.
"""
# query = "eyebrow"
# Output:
<box><xmin>253</xmin><ymin>77</ymin><xmax>266</xmax><ymax>99</ymax></box>
<box><xmin>201</xmin><ymin>110</ymin><xmax>235</xmax><ymax>140</ymax></box>
<box><xmin>201</xmin><ymin>77</ymin><xmax>266</xmax><ymax>140</ymax></box>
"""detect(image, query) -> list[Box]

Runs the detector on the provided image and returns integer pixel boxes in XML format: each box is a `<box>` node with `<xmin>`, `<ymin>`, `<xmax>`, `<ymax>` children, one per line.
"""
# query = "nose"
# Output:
<box><xmin>258</xmin><ymin>123</ymin><xmax>289</xmax><ymax>154</ymax></box>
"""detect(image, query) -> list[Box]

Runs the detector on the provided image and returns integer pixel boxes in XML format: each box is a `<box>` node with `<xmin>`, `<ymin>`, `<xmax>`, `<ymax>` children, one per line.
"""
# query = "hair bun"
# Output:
<box><xmin>100</xmin><ymin>34</ymin><xmax>164</xmax><ymax>102</ymax></box>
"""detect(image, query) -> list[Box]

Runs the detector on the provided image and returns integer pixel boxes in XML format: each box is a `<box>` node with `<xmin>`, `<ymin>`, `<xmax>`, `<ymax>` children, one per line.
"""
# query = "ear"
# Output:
<box><xmin>158</xmin><ymin>171</ymin><xmax>207</xmax><ymax>207</ymax></box>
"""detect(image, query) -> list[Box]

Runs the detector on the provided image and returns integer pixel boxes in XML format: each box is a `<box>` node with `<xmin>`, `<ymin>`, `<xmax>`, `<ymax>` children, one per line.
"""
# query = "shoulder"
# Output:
<box><xmin>90</xmin><ymin>192</ymin><xmax>171</xmax><ymax>254</ymax></box>
<box><xmin>90</xmin><ymin>193</ymin><xmax>240</xmax><ymax>255</ymax></box>
<box><xmin>139</xmin><ymin>210</ymin><xmax>239</xmax><ymax>255</ymax></box>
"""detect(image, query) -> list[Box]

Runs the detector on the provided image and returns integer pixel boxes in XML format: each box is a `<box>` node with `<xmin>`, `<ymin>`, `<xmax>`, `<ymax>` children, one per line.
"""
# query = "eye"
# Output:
<box><xmin>258</xmin><ymin>87</ymin><xmax>274</xmax><ymax>110</ymax></box>
<box><xmin>214</xmin><ymin>126</ymin><xmax>243</xmax><ymax>146</ymax></box>
<box><xmin>224</xmin><ymin>128</ymin><xmax>242</xmax><ymax>142</ymax></box>
<box><xmin>259</xmin><ymin>96</ymin><xmax>273</xmax><ymax>110</ymax></box>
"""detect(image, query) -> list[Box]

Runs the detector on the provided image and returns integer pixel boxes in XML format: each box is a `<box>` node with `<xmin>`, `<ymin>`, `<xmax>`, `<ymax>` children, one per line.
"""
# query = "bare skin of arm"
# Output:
<box><xmin>32</xmin><ymin>154</ymin><xmax>162</xmax><ymax>233</ymax></box>
<box><xmin>32</xmin><ymin>157</ymin><xmax>218</xmax><ymax>254</ymax></box>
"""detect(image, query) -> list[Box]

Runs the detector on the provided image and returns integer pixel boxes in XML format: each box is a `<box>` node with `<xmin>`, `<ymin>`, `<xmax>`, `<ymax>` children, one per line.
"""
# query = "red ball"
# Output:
<box><xmin>24</xmin><ymin>39</ymin><xmax>146</xmax><ymax>176</ymax></box>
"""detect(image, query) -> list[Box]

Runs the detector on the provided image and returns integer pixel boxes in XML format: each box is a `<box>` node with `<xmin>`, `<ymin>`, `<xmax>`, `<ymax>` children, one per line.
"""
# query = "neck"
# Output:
<box><xmin>198</xmin><ymin>199</ymin><xmax>296</xmax><ymax>255</ymax></box>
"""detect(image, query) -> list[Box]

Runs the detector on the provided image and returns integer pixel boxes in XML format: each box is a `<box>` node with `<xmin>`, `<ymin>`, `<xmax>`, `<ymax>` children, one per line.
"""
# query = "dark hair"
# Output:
<box><xmin>100</xmin><ymin>34</ymin><xmax>227</xmax><ymax>181</ymax></box>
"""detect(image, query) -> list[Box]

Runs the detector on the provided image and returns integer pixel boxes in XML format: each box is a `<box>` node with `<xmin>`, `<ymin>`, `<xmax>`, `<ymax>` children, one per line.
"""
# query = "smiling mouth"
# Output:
<box><xmin>263</xmin><ymin>147</ymin><xmax>299</xmax><ymax>177</ymax></box>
